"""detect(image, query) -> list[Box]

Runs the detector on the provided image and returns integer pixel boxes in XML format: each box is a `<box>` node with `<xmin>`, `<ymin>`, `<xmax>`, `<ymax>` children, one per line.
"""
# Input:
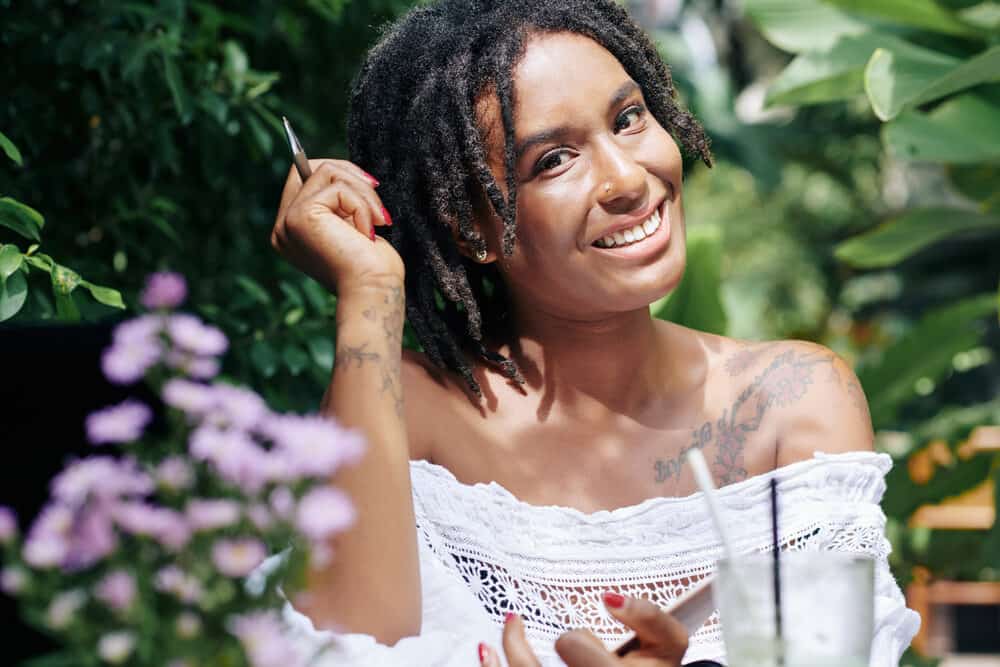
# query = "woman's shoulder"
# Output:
<box><xmin>696</xmin><ymin>332</ymin><xmax>875</xmax><ymax>464</ymax></box>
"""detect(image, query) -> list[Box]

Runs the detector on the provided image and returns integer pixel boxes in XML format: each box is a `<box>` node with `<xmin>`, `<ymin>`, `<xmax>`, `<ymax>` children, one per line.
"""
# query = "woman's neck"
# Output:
<box><xmin>498</xmin><ymin>305</ymin><xmax>686</xmax><ymax>421</ymax></box>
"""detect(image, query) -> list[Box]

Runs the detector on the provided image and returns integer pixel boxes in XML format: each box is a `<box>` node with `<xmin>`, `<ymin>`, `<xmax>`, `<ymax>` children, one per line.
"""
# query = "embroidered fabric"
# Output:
<box><xmin>287</xmin><ymin>451</ymin><xmax>920</xmax><ymax>666</ymax></box>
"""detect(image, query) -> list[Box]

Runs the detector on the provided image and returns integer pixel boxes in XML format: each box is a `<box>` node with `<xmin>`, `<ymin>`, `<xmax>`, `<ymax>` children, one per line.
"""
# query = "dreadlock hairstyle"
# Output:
<box><xmin>347</xmin><ymin>0</ymin><xmax>712</xmax><ymax>398</ymax></box>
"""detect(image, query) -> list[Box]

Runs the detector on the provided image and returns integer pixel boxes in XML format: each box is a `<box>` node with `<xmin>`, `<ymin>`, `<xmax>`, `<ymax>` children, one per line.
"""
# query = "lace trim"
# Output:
<box><xmin>410</xmin><ymin>452</ymin><xmax>896</xmax><ymax>662</ymax></box>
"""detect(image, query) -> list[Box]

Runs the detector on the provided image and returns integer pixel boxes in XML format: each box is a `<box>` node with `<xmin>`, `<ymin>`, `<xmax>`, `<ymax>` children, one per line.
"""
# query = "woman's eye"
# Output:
<box><xmin>536</xmin><ymin>150</ymin><xmax>571</xmax><ymax>174</ymax></box>
<box><xmin>614</xmin><ymin>104</ymin><xmax>646</xmax><ymax>133</ymax></box>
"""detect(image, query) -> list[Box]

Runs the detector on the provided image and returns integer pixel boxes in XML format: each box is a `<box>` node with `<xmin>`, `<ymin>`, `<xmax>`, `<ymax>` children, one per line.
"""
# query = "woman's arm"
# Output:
<box><xmin>271</xmin><ymin>159</ymin><xmax>421</xmax><ymax>644</ymax></box>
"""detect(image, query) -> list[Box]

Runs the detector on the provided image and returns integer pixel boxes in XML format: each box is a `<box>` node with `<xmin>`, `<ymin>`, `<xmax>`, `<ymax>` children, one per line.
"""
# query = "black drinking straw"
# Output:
<box><xmin>770</xmin><ymin>478</ymin><xmax>784</xmax><ymax>663</ymax></box>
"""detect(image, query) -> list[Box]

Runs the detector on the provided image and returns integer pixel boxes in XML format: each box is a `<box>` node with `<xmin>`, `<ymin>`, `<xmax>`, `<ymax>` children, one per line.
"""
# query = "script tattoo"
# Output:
<box><xmin>334</xmin><ymin>342</ymin><xmax>381</xmax><ymax>369</ymax></box>
<box><xmin>654</xmin><ymin>347</ymin><xmax>834</xmax><ymax>487</ymax></box>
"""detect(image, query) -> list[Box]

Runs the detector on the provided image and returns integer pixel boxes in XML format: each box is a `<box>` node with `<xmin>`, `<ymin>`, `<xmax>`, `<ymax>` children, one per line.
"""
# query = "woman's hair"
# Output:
<box><xmin>347</xmin><ymin>0</ymin><xmax>711</xmax><ymax>397</ymax></box>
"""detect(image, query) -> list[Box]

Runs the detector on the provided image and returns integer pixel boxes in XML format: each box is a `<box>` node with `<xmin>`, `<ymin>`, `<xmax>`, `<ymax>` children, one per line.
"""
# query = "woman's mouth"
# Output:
<box><xmin>592</xmin><ymin>207</ymin><xmax>662</xmax><ymax>249</ymax></box>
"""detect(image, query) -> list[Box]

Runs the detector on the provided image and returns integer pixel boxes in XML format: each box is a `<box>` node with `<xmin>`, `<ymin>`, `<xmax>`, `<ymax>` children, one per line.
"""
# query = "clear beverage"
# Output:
<box><xmin>714</xmin><ymin>552</ymin><xmax>874</xmax><ymax>667</ymax></box>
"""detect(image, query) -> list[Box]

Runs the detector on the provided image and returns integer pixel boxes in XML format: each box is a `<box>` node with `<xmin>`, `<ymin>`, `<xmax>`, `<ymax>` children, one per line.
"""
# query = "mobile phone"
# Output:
<box><xmin>611</xmin><ymin>575</ymin><xmax>716</xmax><ymax>656</ymax></box>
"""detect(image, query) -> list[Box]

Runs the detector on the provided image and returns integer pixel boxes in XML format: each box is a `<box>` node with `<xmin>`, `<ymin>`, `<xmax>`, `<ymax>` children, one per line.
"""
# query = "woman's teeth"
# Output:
<box><xmin>593</xmin><ymin>208</ymin><xmax>661</xmax><ymax>249</ymax></box>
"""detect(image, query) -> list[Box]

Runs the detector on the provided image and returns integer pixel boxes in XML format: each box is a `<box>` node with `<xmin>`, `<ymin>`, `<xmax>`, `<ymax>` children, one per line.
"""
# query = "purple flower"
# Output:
<box><xmin>186</xmin><ymin>498</ymin><xmax>241</xmax><ymax>531</ymax></box>
<box><xmin>211</xmin><ymin>384</ymin><xmax>268</xmax><ymax>430</ymax></box>
<box><xmin>268</xmin><ymin>487</ymin><xmax>295</xmax><ymax>520</ymax></box>
<box><xmin>85</xmin><ymin>399</ymin><xmax>152</xmax><ymax>445</ymax></box>
<box><xmin>101</xmin><ymin>339</ymin><xmax>162</xmax><ymax>385</ymax></box>
<box><xmin>189</xmin><ymin>426</ymin><xmax>270</xmax><ymax>493</ymax></box>
<box><xmin>141</xmin><ymin>272</ymin><xmax>187</xmax><ymax>310</ymax></box>
<box><xmin>97</xmin><ymin>630</ymin><xmax>136</xmax><ymax>664</ymax></box>
<box><xmin>165</xmin><ymin>350</ymin><xmax>220</xmax><ymax>379</ymax></box>
<box><xmin>0</xmin><ymin>506</ymin><xmax>17</xmax><ymax>543</ymax></box>
<box><xmin>154</xmin><ymin>566</ymin><xmax>203</xmax><ymax>604</ymax></box>
<box><xmin>211</xmin><ymin>538</ymin><xmax>267</xmax><ymax>578</ymax></box>
<box><xmin>94</xmin><ymin>570</ymin><xmax>136</xmax><ymax>612</ymax></box>
<box><xmin>113</xmin><ymin>315</ymin><xmax>164</xmax><ymax>345</ymax></box>
<box><xmin>1</xmin><ymin>566</ymin><xmax>28</xmax><ymax>594</ymax></box>
<box><xmin>64</xmin><ymin>503</ymin><xmax>117</xmax><ymax>570</ymax></box>
<box><xmin>247</xmin><ymin>504</ymin><xmax>273</xmax><ymax>531</ymax></box>
<box><xmin>113</xmin><ymin>502</ymin><xmax>190</xmax><ymax>551</ymax></box>
<box><xmin>155</xmin><ymin>456</ymin><xmax>194</xmax><ymax>491</ymax></box>
<box><xmin>167</xmin><ymin>314</ymin><xmax>228</xmax><ymax>357</ymax></box>
<box><xmin>296</xmin><ymin>487</ymin><xmax>355</xmax><ymax>541</ymax></box>
<box><xmin>228</xmin><ymin>611</ymin><xmax>305</xmax><ymax>667</ymax></box>
<box><xmin>51</xmin><ymin>457</ymin><xmax>153</xmax><ymax>507</ymax></box>
<box><xmin>162</xmin><ymin>378</ymin><xmax>216</xmax><ymax>415</ymax></box>
<box><xmin>45</xmin><ymin>589</ymin><xmax>86</xmax><ymax>629</ymax></box>
<box><xmin>23</xmin><ymin>503</ymin><xmax>72</xmax><ymax>568</ymax></box>
<box><xmin>264</xmin><ymin>414</ymin><xmax>365</xmax><ymax>478</ymax></box>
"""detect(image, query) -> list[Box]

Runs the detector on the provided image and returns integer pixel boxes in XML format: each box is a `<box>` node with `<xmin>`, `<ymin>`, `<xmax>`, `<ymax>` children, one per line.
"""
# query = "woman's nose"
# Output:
<box><xmin>594</xmin><ymin>139</ymin><xmax>647</xmax><ymax>210</ymax></box>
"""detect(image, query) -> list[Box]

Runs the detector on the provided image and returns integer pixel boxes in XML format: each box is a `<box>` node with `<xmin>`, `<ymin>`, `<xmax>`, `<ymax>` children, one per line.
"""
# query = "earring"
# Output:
<box><xmin>475</xmin><ymin>248</ymin><xmax>488</xmax><ymax>262</ymax></box>
<box><xmin>604</xmin><ymin>182</ymin><xmax>613</xmax><ymax>195</ymax></box>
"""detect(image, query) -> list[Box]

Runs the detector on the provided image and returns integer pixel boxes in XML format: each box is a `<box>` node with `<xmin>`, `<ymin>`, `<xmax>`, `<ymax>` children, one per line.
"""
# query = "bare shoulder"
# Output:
<box><xmin>399</xmin><ymin>348</ymin><xmax>471</xmax><ymax>462</ymax></box>
<box><xmin>715</xmin><ymin>338</ymin><xmax>874</xmax><ymax>465</ymax></box>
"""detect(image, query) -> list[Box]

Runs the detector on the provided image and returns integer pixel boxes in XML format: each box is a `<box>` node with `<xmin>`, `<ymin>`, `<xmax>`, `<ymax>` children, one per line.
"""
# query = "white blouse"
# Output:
<box><xmin>284</xmin><ymin>451</ymin><xmax>920</xmax><ymax>666</ymax></box>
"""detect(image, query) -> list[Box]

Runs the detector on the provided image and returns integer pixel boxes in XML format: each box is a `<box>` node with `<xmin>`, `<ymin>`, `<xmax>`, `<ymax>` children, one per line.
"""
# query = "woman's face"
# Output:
<box><xmin>477</xmin><ymin>31</ymin><xmax>687</xmax><ymax>324</ymax></box>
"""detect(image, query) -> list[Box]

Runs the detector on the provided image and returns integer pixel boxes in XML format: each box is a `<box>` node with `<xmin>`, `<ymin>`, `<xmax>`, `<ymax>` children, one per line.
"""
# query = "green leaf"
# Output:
<box><xmin>236</xmin><ymin>274</ymin><xmax>271</xmax><ymax>304</ymax></box>
<box><xmin>53</xmin><ymin>291</ymin><xmax>80</xmax><ymax>322</ymax></box>
<box><xmin>162</xmin><ymin>54</ymin><xmax>190</xmax><ymax>122</ymax></box>
<box><xmin>0</xmin><ymin>271</ymin><xmax>28</xmax><ymax>322</ymax></box>
<box><xmin>947</xmin><ymin>164</ymin><xmax>1000</xmax><ymax>206</ymax></box>
<box><xmin>0</xmin><ymin>244</ymin><xmax>23</xmax><ymax>280</ymax></box>
<box><xmin>744</xmin><ymin>0</ymin><xmax>868</xmax><ymax>53</ymax></box>
<box><xmin>282</xmin><ymin>343</ymin><xmax>309</xmax><ymax>376</ymax></box>
<box><xmin>250</xmin><ymin>340</ymin><xmax>278</xmax><ymax>377</ymax></box>
<box><xmin>884</xmin><ymin>94</ymin><xmax>1000</xmax><ymax>163</ymax></box>
<box><xmin>835</xmin><ymin>207</ymin><xmax>1000</xmax><ymax>268</ymax></box>
<box><xmin>858</xmin><ymin>294</ymin><xmax>997</xmax><ymax>425</ymax></box>
<box><xmin>0</xmin><ymin>130</ymin><xmax>22</xmax><ymax>166</ymax></box>
<box><xmin>0</xmin><ymin>197</ymin><xmax>44</xmax><ymax>241</ymax></box>
<box><xmin>651</xmin><ymin>225</ymin><xmax>728</xmax><ymax>335</ymax></box>
<box><xmin>865</xmin><ymin>44</ymin><xmax>1000</xmax><ymax>121</ymax></box>
<box><xmin>51</xmin><ymin>263</ymin><xmax>81</xmax><ymax>295</ymax></box>
<box><xmin>80</xmin><ymin>280</ymin><xmax>126</xmax><ymax>309</ymax></box>
<box><xmin>823</xmin><ymin>0</ymin><xmax>983</xmax><ymax>38</ymax></box>
<box><xmin>245</xmin><ymin>111</ymin><xmax>273</xmax><ymax>154</ymax></box>
<box><xmin>307</xmin><ymin>337</ymin><xmax>334</xmax><ymax>373</ymax></box>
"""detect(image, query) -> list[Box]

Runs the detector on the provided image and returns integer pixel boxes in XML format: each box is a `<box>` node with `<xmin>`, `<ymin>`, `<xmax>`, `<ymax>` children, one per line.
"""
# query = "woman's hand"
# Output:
<box><xmin>480</xmin><ymin>593</ymin><xmax>689</xmax><ymax>667</ymax></box>
<box><xmin>271</xmin><ymin>158</ymin><xmax>404</xmax><ymax>295</ymax></box>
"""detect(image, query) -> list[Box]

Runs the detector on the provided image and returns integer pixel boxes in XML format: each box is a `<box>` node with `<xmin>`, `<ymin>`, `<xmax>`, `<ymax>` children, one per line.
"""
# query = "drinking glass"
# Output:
<box><xmin>714</xmin><ymin>552</ymin><xmax>874</xmax><ymax>667</ymax></box>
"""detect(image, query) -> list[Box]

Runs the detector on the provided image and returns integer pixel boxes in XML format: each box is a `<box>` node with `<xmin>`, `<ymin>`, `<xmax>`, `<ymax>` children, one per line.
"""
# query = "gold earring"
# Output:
<box><xmin>475</xmin><ymin>248</ymin><xmax>488</xmax><ymax>262</ymax></box>
<box><xmin>604</xmin><ymin>182</ymin><xmax>613</xmax><ymax>195</ymax></box>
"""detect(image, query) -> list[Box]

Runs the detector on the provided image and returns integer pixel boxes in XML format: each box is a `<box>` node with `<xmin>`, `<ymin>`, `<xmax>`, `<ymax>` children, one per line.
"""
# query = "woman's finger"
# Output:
<box><xmin>502</xmin><ymin>614</ymin><xmax>542</xmax><ymax>667</ymax></box>
<box><xmin>303</xmin><ymin>160</ymin><xmax>390</xmax><ymax>228</ymax></box>
<box><xmin>554</xmin><ymin>629</ymin><xmax>617</xmax><ymax>667</ymax></box>
<box><xmin>602</xmin><ymin>593</ymin><xmax>688</xmax><ymax>662</ymax></box>
<box><xmin>478</xmin><ymin>642</ymin><xmax>502</xmax><ymax>667</ymax></box>
<box><xmin>286</xmin><ymin>180</ymin><xmax>379</xmax><ymax>244</ymax></box>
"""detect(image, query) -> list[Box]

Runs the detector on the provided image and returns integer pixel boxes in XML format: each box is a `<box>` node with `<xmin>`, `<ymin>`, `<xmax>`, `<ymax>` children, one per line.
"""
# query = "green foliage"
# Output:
<box><xmin>748</xmin><ymin>0</ymin><xmax>1000</xmax><ymax>601</ymax></box>
<box><xmin>0</xmin><ymin>0</ymin><xmax>419</xmax><ymax>409</ymax></box>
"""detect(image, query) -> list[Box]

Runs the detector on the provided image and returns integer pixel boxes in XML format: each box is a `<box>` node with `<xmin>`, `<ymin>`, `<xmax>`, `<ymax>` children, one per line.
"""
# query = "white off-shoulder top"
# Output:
<box><xmin>282</xmin><ymin>451</ymin><xmax>920</xmax><ymax>666</ymax></box>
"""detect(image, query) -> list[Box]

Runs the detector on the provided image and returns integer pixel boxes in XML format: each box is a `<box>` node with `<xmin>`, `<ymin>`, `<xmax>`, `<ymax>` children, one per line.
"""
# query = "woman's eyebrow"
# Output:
<box><xmin>514</xmin><ymin>80</ymin><xmax>642</xmax><ymax>159</ymax></box>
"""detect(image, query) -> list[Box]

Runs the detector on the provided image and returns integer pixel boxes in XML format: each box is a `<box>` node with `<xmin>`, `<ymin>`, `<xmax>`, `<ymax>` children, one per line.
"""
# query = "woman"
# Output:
<box><xmin>270</xmin><ymin>0</ymin><xmax>919</xmax><ymax>664</ymax></box>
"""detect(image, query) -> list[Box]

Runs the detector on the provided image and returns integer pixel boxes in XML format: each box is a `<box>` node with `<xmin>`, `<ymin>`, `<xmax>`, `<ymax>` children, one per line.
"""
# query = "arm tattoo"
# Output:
<box><xmin>655</xmin><ymin>347</ymin><xmax>834</xmax><ymax>487</ymax></box>
<box><xmin>334</xmin><ymin>342</ymin><xmax>381</xmax><ymax>369</ymax></box>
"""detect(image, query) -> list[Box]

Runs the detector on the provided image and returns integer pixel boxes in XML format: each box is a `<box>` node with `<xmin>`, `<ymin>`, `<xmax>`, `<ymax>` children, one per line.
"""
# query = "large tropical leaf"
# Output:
<box><xmin>743</xmin><ymin>0</ymin><xmax>868</xmax><ymax>53</ymax></box>
<box><xmin>865</xmin><ymin>44</ymin><xmax>1000</xmax><ymax>121</ymax></box>
<box><xmin>835</xmin><ymin>207</ymin><xmax>1000</xmax><ymax>268</ymax></box>
<box><xmin>884</xmin><ymin>94</ymin><xmax>1000</xmax><ymax>164</ymax></box>
<box><xmin>651</xmin><ymin>224</ymin><xmax>728</xmax><ymax>335</ymax></box>
<box><xmin>858</xmin><ymin>294</ymin><xmax>997</xmax><ymax>426</ymax></box>
<box><xmin>767</xmin><ymin>32</ymin><xmax>956</xmax><ymax>107</ymax></box>
<box><xmin>823</xmin><ymin>0</ymin><xmax>983</xmax><ymax>38</ymax></box>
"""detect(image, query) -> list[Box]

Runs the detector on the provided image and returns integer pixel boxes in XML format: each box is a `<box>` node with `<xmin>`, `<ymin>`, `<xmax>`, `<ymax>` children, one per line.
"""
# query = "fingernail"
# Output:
<box><xmin>381</xmin><ymin>205</ymin><xmax>393</xmax><ymax>226</ymax></box>
<box><xmin>603</xmin><ymin>592</ymin><xmax>626</xmax><ymax>609</ymax></box>
<box><xmin>478</xmin><ymin>642</ymin><xmax>489</xmax><ymax>664</ymax></box>
<box><xmin>505</xmin><ymin>612</ymin><xmax>516</xmax><ymax>624</ymax></box>
<box><xmin>363</xmin><ymin>170</ymin><xmax>380</xmax><ymax>187</ymax></box>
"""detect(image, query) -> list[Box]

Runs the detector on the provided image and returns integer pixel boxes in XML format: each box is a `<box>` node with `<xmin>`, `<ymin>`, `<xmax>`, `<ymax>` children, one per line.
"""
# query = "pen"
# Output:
<box><xmin>282</xmin><ymin>116</ymin><xmax>313</xmax><ymax>181</ymax></box>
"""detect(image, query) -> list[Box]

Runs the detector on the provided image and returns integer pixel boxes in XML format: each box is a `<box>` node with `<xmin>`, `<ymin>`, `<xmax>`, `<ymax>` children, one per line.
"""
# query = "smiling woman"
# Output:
<box><xmin>268</xmin><ymin>0</ymin><xmax>919</xmax><ymax>665</ymax></box>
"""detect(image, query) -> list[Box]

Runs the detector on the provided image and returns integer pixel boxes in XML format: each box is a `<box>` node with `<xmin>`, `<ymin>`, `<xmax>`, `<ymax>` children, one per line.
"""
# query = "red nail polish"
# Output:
<box><xmin>478</xmin><ymin>642</ymin><xmax>488</xmax><ymax>663</ymax></box>
<box><xmin>363</xmin><ymin>171</ymin><xmax>380</xmax><ymax>187</ymax></box>
<box><xmin>505</xmin><ymin>612</ymin><xmax>516</xmax><ymax>624</ymax></box>
<box><xmin>381</xmin><ymin>205</ymin><xmax>393</xmax><ymax>226</ymax></box>
<box><xmin>369</xmin><ymin>226</ymin><xmax>376</xmax><ymax>242</ymax></box>
<box><xmin>603</xmin><ymin>592</ymin><xmax>626</xmax><ymax>608</ymax></box>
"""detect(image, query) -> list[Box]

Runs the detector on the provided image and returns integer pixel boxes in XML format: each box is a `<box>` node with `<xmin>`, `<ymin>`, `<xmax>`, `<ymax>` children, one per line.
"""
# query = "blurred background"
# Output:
<box><xmin>0</xmin><ymin>0</ymin><xmax>997</xmax><ymax>664</ymax></box>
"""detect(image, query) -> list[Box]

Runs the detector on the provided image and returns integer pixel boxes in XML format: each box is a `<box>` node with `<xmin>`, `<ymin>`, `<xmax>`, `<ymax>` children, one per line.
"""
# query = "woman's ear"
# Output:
<box><xmin>453</xmin><ymin>181</ymin><xmax>500</xmax><ymax>264</ymax></box>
